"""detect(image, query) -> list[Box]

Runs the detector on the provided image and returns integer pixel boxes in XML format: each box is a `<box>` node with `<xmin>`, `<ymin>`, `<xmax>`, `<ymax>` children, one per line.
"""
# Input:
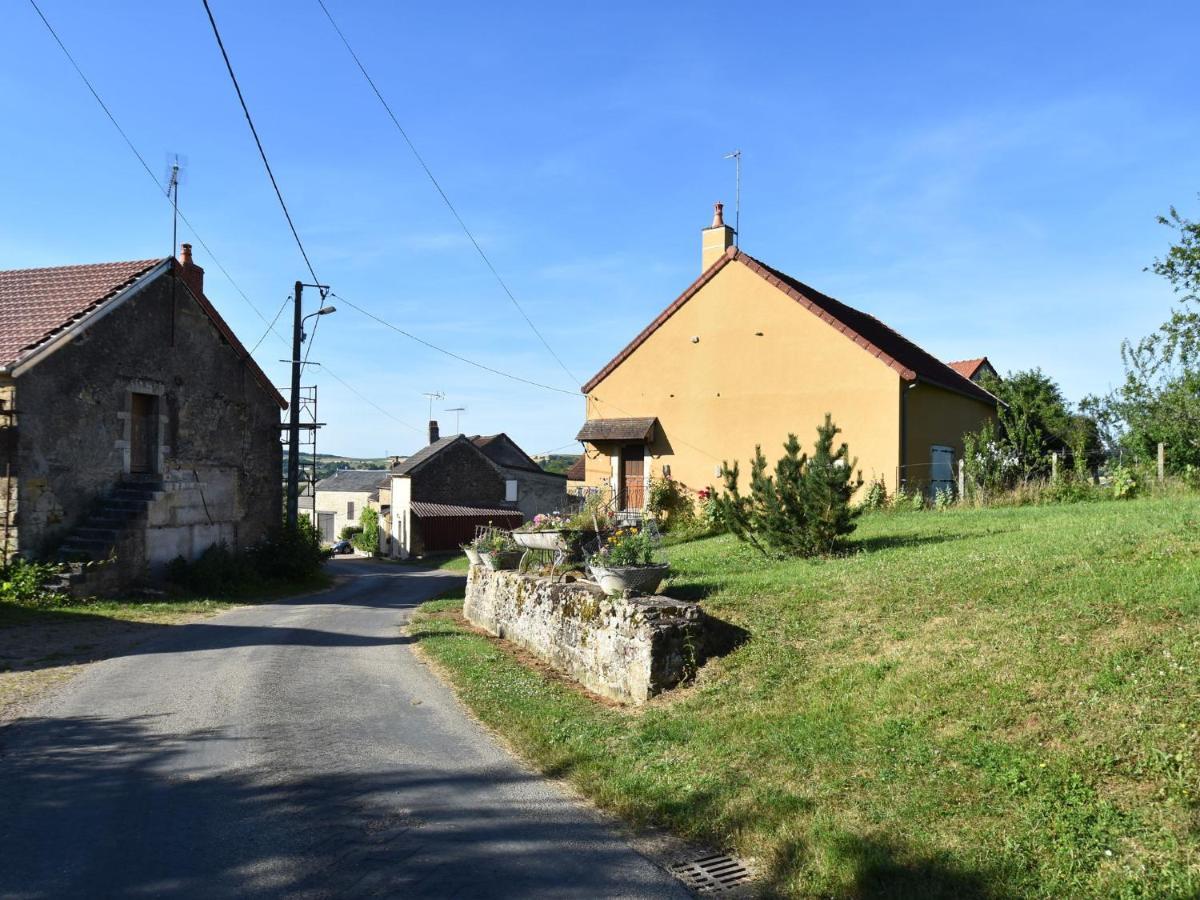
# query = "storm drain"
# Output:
<box><xmin>668</xmin><ymin>852</ymin><xmax>754</xmax><ymax>895</ymax></box>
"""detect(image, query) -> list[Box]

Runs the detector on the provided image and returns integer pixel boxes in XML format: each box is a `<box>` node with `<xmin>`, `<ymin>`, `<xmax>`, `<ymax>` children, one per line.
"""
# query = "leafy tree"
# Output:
<box><xmin>1085</xmin><ymin>203</ymin><xmax>1200</xmax><ymax>471</ymax></box>
<box><xmin>712</xmin><ymin>415</ymin><xmax>862</xmax><ymax>557</ymax></box>
<box><xmin>351</xmin><ymin>506</ymin><xmax>379</xmax><ymax>554</ymax></box>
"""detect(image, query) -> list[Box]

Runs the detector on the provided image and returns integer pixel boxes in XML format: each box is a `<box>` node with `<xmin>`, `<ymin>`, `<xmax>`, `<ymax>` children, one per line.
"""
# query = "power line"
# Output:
<box><xmin>250</xmin><ymin>294</ymin><xmax>291</xmax><ymax>355</ymax></box>
<box><xmin>315</xmin><ymin>0</ymin><xmax>579</xmax><ymax>388</ymax></box>
<box><xmin>330</xmin><ymin>292</ymin><xmax>579</xmax><ymax>397</ymax></box>
<box><xmin>320</xmin><ymin>364</ymin><xmax>423</xmax><ymax>434</ymax></box>
<box><xmin>200</xmin><ymin>0</ymin><xmax>322</xmax><ymax>291</ymax></box>
<box><xmin>26</xmin><ymin>0</ymin><xmax>284</xmax><ymax>341</ymax></box>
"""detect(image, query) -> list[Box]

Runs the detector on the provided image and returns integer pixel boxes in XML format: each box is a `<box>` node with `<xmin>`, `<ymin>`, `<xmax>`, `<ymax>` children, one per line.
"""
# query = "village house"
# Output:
<box><xmin>575</xmin><ymin>204</ymin><xmax>999</xmax><ymax>509</ymax></box>
<box><xmin>0</xmin><ymin>245</ymin><xmax>284</xmax><ymax>589</ymax></box>
<box><xmin>311</xmin><ymin>468</ymin><xmax>388</xmax><ymax>544</ymax></box>
<box><xmin>948</xmin><ymin>357</ymin><xmax>1000</xmax><ymax>384</ymax></box>
<box><xmin>469</xmin><ymin>433</ymin><xmax>566</xmax><ymax>519</ymax></box>
<box><xmin>386</xmin><ymin>423</ymin><xmax>522</xmax><ymax>558</ymax></box>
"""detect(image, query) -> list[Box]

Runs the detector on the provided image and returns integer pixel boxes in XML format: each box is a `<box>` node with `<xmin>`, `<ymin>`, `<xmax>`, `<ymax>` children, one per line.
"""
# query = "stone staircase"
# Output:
<box><xmin>57</xmin><ymin>476</ymin><xmax>164</xmax><ymax>563</ymax></box>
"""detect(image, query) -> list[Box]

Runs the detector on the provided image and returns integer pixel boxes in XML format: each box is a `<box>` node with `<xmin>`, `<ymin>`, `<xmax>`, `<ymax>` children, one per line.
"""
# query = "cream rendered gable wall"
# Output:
<box><xmin>583</xmin><ymin>260</ymin><xmax>903</xmax><ymax>494</ymax></box>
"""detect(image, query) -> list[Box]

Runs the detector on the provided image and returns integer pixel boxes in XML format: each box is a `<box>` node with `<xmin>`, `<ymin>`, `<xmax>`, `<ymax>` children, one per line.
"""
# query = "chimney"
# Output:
<box><xmin>701</xmin><ymin>202</ymin><xmax>735</xmax><ymax>271</ymax></box>
<box><xmin>428</xmin><ymin>420</ymin><xmax>440</xmax><ymax>445</ymax></box>
<box><xmin>176</xmin><ymin>242</ymin><xmax>204</xmax><ymax>297</ymax></box>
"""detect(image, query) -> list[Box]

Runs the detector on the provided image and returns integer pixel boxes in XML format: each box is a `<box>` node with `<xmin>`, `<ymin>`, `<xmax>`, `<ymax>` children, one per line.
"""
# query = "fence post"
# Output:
<box><xmin>1051</xmin><ymin>451</ymin><xmax>1058</xmax><ymax>482</ymax></box>
<box><xmin>957</xmin><ymin>458</ymin><xmax>965</xmax><ymax>500</ymax></box>
<box><xmin>1158</xmin><ymin>443</ymin><xmax>1165</xmax><ymax>482</ymax></box>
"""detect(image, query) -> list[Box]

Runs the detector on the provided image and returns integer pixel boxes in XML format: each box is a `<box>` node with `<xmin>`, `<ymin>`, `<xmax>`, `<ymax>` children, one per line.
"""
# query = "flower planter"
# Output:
<box><xmin>480</xmin><ymin>550</ymin><xmax>523</xmax><ymax>571</ymax></box>
<box><xmin>588</xmin><ymin>563</ymin><xmax>670</xmax><ymax>597</ymax></box>
<box><xmin>461</xmin><ymin>545</ymin><xmax>482</xmax><ymax>566</ymax></box>
<box><xmin>512</xmin><ymin>530</ymin><xmax>570</xmax><ymax>552</ymax></box>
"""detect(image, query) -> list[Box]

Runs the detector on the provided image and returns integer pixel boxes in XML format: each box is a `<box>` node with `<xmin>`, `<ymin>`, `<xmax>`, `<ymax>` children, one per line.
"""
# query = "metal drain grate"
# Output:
<box><xmin>669</xmin><ymin>852</ymin><xmax>754</xmax><ymax>895</ymax></box>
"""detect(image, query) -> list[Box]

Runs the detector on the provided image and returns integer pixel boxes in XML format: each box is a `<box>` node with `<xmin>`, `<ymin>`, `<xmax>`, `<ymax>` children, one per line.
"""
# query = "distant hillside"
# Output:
<box><xmin>539</xmin><ymin>454</ymin><xmax>581</xmax><ymax>475</ymax></box>
<box><xmin>283</xmin><ymin>452</ymin><xmax>390</xmax><ymax>482</ymax></box>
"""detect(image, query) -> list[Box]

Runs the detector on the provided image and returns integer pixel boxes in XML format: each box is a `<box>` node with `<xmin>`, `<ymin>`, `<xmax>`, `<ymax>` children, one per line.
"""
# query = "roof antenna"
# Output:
<box><xmin>445</xmin><ymin>406</ymin><xmax>466</xmax><ymax>434</ymax></box>
<box><xmin>422</xmin><ymin>391</ymin><xmax>445</xmax><ymax>421</ymax></box>
<box><xmin>165</xmin><ymin>153</ymin><xmax>186</xmax><ymax>344</ymax></box>
<box><xmin>723</xmin><ymin>149</ymin><xmax>741</xmax><ymax>246</ymax></box>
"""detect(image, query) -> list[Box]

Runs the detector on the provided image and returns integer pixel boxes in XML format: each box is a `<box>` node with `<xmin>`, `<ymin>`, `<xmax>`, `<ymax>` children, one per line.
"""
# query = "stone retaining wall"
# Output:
<box><xmin>464</xmin><ymin>566</ymin><xmax>704</xmax><ymax>704</ymax></box>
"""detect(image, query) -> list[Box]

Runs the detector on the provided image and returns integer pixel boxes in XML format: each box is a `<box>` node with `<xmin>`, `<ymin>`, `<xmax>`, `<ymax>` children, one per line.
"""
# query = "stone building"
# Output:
<box><xmin>387</xmin><ymin>423</ymin><xmax>522</xmax><ymax>558</ymax></box>
<box><xmin>470</xmin><ymin>433</ymin><xmax>567</xmax><ymax>520</ymax></box>
<box><xmin>0</xmin><ymin>246</ymin><xmax>284</xmax><ymax>587</ymax></box>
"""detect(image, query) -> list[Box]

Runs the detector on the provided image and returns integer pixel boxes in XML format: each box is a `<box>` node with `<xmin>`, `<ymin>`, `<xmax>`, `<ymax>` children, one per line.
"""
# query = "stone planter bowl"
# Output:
<box><xmin>480</xmin><ymin>550</ymin><xmax>523</xmax><ymax>571</ymax></box>
<box><xmin>588</xmin><ymin>563</ymin><xmax>670</xmax><ymax>597</ymax></box>
<box><xmin>461</xmin><ymin>545</ymin><xmax>482</xmax><ymax>566</ymax></box>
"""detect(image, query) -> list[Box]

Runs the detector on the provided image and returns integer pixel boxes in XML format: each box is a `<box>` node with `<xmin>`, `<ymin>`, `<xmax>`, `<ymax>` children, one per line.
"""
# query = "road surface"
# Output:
<box><xmin>0</xmin><ymin>558</ymin><xmax>688</xmax><ymax>899</ymax></box>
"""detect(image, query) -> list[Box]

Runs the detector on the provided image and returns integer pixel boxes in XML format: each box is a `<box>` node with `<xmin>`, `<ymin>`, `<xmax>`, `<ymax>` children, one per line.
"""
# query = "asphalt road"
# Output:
<box><xmin>0</xmin><ymin>558</ymin><xmax>689</xmax><ymax>899</ymax></box>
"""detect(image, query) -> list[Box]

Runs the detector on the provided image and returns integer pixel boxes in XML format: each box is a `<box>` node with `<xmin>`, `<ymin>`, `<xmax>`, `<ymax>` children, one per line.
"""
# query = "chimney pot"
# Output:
<box><xmin>176</xmin><ymin>242</ymin><xmax>204</xmax><ymax>296</ymax></box>
<box><xmin>700</xmin><ymin>201</ymin><xmax>735</xmax><ymax>271</ymax></box>
<box><xmin>428</xmin><ymin>420</ymin><xmax>440</xmax><ymax>445</ymax></box>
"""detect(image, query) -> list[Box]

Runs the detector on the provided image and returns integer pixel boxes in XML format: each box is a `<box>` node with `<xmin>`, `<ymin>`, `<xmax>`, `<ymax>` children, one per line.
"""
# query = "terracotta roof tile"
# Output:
<box><xmin>564</xmin><ymin>457</ymin><xmax>586</xmax><ymax>481</ymax></box>
<box><xmin>948</xmin><ymin>357</ymin><xmax>990</xmax><ymax>380</ymax></box>
<box><xmin>0</xmin><ymin>259</ymin><xmax>161</xmax><ymax>368</ymax></box>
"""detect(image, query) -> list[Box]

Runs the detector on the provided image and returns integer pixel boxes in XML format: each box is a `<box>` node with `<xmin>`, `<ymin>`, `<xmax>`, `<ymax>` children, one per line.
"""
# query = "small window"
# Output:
<box><xmin>505</xmin><ymin>479</ymin><xmax>518</xmax><ymax>502</ymax></box>
<box><xmin>347</xmin><ymin>500</ymin><xmax>356</xmax><ymax>520</ymax></box>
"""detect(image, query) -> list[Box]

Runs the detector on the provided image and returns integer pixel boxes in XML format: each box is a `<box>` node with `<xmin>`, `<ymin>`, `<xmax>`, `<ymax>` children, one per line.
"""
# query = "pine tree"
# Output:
<box><xmin>712</xmin><ymin>415</ymin><xmax>862</xmax><ymax>558</ymax></box>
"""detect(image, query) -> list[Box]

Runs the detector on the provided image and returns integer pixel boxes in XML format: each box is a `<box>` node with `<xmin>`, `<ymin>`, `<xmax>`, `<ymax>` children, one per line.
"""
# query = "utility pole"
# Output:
<box><xmin>287</xmin><ymin>281</ymin><xmax>304</xmax><ymax>527</ymax></box>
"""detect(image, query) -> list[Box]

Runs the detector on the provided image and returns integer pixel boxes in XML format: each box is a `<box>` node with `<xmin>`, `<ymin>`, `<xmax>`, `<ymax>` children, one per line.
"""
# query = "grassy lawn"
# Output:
<box><xmin>0</xmin><ymin>573</ymin><xmax>330</xmax><ymax>720</ymax></box>
<box><xmin>409</xmin><ymin>496</ymin><xmax>1200</xmax><ymax>898</ymax></box>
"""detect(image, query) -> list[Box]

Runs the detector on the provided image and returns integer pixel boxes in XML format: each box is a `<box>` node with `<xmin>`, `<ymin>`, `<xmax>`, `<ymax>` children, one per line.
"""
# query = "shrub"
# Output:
<box><xmin>647</xmin><ymin>478</ymin><xmax>698</xmax><ymax>533</ymax></box>
<box><xmin>167</xmin><ymin>518</ymin><xmax>327</xmax><ymax>595</ymax></box>
<box><xmin>859</xmin><ymin>477</ymin><xmax>888</xmax><ymax>511</ymax></box>
<box><xmin>1109</xmin><ymin>464</ymin><xmax>1138</xmax><ymax>500</ymax></box>
<box><xmin>712</xmin><ymin>415</ymin><xmax>863</xmax><ymax>557</ymax></box>
<box><xmin>339</xmin><ymin>524</ymin><xmax>363</xmax><ymax>541</ymax></box>
<box><xmin>351</xmin><ymin>507</ymin><xmax>379</xmax><ymax>554</ymax></box>
<box><xmin>934</xmin><ymin>486</ymin><xmax>955</xmax><ymax>510</ymax></box>
<box><xmin>0</xmin><ymin>559</ymin><xmax>61</xmax><ymax>606</ymax></box>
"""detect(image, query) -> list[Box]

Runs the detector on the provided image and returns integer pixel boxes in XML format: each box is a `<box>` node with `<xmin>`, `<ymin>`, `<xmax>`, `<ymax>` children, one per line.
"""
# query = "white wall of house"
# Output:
<box><xmin>313</xmin><ymin>489</ymin><xmax>374</xmax><ymax>544</ymax></box>
<box><xmin>389</xmin><ymin>475</ymin><xmax>413</xmax><ymax>559</ymax></box>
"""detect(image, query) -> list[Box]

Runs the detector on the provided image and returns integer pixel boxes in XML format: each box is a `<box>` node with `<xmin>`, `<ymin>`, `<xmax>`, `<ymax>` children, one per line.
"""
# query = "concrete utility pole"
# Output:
<box><xmin>286</xmin><ymin>281</ymin><xmax>304</xmax><ymax>527</ymax></box>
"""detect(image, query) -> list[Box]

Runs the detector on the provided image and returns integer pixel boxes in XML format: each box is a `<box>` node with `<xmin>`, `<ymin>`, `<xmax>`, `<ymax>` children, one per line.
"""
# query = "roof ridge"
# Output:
<box><xmin>0</xmin><ymin>258</ymin><xmax>165</xmax><ymax>277</ymax></box>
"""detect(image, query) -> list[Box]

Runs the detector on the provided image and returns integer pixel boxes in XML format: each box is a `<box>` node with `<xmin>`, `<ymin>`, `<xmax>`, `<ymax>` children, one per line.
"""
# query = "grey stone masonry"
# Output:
<box><xmin>464</xmin><ymin>566</ymin><xmax>704</xmax><ymax>705</ymax></box>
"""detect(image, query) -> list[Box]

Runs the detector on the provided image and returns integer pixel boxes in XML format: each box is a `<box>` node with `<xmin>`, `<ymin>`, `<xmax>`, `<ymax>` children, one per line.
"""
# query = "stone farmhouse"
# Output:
<box><xmin>469</xmin><ymin>432</ymin><xmax>566</xmax><ymax>520</ymax></box>
<box><xmin>0</xmin><ymin>245</ymin><xmax>284</xmax><ymax>589</ymax></box>
<box><xmin>575</xmin><ymin>204</ymin><xmax>1000</xmax><ymax>510</ymax></box>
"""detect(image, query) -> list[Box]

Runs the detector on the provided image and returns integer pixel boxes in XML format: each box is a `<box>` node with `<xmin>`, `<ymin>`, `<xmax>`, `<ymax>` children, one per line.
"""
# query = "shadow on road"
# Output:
<box><xmin>0</xmin><ymin>713</ymin><xmax>678</xmax><ymax>898</ymax></box>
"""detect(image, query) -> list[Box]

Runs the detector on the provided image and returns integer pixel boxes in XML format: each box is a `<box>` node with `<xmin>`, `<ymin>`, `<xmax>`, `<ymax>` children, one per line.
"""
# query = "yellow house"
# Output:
<box><xmin>576</xmin><ymin>204</ymin><xmax>998</xmax><ymax>508</ymax></box>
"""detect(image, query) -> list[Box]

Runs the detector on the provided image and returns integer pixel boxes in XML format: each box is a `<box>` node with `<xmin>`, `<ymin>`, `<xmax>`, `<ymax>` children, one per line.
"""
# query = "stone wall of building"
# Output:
<box><xmin>464</xmin><ymin>566</ymin><xmax>704</xmax><ymax>704</ymax></box>
<box><xmin>12</xmin><ymin>271</ymin><xmax>281</xmax><ymax>562</ymax></box>
<box><xmin>0</xmin><ymin>378</ymin><xmax>16</xmax><ymax>562</ymax></box>
<box><xmin>411</xmin><ymin>441</ymin><xmax>507</xmax><ymax>507</ymax></box>
<box><xmin>503</xmin><ymin>467</ymin><xmax>568</xmax><ymax>519</ymax></box>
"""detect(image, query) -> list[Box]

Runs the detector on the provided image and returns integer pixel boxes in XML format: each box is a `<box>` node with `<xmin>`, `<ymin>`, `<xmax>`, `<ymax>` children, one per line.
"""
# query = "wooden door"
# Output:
<box><xmin>317</xmin><ymin>512</ymin><xmax>336</xmax><ymax>544</ymax></box>
<box><xmin>129</xmin><ymin>393</ymin><xmax>158</xmax><ymax>474</ymax></box>
<box><xmin>620</xmin><ymin>446</ymin><xmax>645</xmax><ymax>510</ymax></box>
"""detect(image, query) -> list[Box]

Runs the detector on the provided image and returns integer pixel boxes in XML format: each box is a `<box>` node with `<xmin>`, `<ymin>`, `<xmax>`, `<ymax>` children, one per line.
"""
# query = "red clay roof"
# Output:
<box><xmin>564</xmin><ymin>457</ymin><xmax>586</xmax><ymax>481</ymax></box>
<box><xmin>0</xmin><ymin>259</ymin><xmax>161</xmax><ymax>368</ymax></box>
<box><xmin>581</xmin><ymin>248</ymin><xmax>996</xmax><ymax>406</ymax></box>
<box><xmin>948</xmin><ymin>357</ymin><xmax>990</xmax><ymax>380</ymax></box>
<box><xmin>0</xmin><ymin>257</ymin><xmax>286</xmax><ymax>408</ymax></box>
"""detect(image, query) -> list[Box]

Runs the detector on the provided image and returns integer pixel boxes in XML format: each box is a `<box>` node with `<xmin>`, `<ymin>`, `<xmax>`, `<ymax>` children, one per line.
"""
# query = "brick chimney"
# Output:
<box><xmin>176</xmin><ymin>242</ymin><xmax>204</xmax><ymax>297</ymax></box>
<box><xmin>428</xmin><ymin>420</ymin><xmax>440</xmax><ymax>445</ymax></box>
<box><xmin>701</xmin><ymin>202</ymin><xmax>735</xmax><ymax>271</ymax></box>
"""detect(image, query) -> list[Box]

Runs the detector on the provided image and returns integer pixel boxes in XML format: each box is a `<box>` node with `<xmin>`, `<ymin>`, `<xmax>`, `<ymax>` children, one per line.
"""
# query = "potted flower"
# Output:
<box><xmin>512</xmin><ymin>513</ymin><xmax>574</xmax><ymax>551</ymax></box>
<box><xmin>587</xmin><ymin>526</ymin><xmax>669</xmax><ymax>596</ymax></box>
<box><xmin>478</xmin><ymin>530</ymin><xmax>523</xmax><ymax>570</ymax></box>
<box><xmin>461</xmin><ymin>541</ymin><xmax>482</xmax><ymax>566</ymax></box>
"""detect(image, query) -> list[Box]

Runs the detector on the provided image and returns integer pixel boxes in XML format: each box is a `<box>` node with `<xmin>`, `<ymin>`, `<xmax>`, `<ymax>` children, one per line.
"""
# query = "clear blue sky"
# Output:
<box><xmin>3</xmin><ymin>1</ymin><xmax>1197</xmax><ymax>458</ymax></box>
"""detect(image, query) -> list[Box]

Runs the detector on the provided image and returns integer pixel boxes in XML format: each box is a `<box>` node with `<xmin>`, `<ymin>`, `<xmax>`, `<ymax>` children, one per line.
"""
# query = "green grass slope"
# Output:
<box><xmin>410</xmin><ymin>497</ymin><xmax>1200</xmax><ymax>898</ymax></box>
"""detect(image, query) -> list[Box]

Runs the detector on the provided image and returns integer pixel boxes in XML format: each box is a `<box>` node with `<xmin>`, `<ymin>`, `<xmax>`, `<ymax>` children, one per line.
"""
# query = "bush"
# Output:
<box><xmin>712</xmin><ymin>415</ymin><xmax>863</xmax><ymax>557</ymax></box>
<box><xmin>339</xmin><ymin>524</ymin><xmax>363</xmax><ymax>541</ymax></box>
<box><xmin>0</xmin><ymin>559</ymin><xmax>62</xmax><ymax>606</ymax></box>
<box><xmin>167</xmin><ymin>518</ymin><xmax>327</xmax><ymax>595</ymax></box>
<box><xmin>1109</xmin><ymin>464</ymin><xmax>1138</xmax><ymax>500</ymax></box>
<box><xmin>351</xmin><ymin>507</ymin><xmax>379</xmax><ymax>554</ymax></box>
<box><xmin>859</xmin><ymin>477</ymin><xmax>888</xmax><ymax>511</ymax></box>
<box><xmin>647</xmin><ymin>478</ymin><xmax>698</xmax><ymax>533</ymax></box>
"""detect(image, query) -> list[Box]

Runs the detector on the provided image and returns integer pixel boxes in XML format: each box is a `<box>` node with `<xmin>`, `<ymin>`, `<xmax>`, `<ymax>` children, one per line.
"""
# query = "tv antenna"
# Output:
<box><xmin>164</xmin><ymin>153</ymin><xmax>187</xmax><ymax>257</ymax></box>
<box><xmin>723</xmin><ymin>149</ymin><xmax>741</xmax><ymax>245</ymax></box>
<box><xmin>445</xmin><ymin>406</ymin><xmax>467</xmax><ymax>433</ymax></box>
<box><xmin>422</xmin><ymin>391</ymin><xmax>445</xmax><ymax>421</ymax></box>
